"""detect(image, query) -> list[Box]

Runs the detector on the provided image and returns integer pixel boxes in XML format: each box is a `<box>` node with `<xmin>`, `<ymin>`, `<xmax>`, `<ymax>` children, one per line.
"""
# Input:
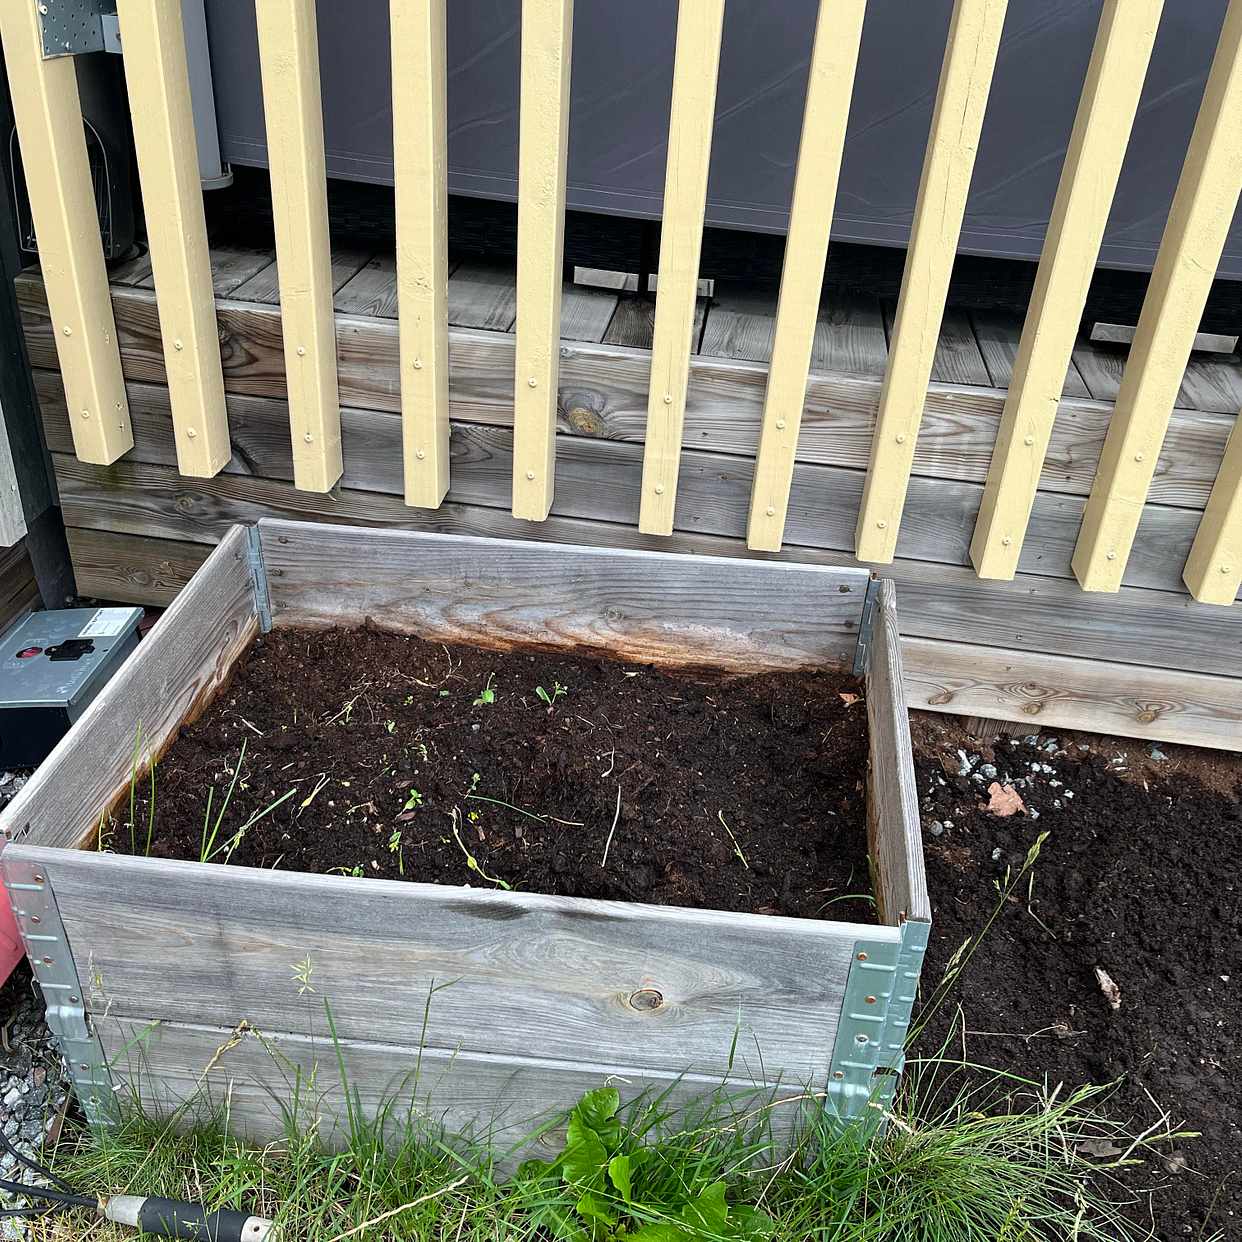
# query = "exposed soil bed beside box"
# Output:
<box><xmin>117</xmin><ymin>625</ymin><xmax>874</xmax><ymax>922</ymax></box>
<box><xmin>912</xmin><ymin>717</ymin><xmax>1240</xmax><ymax>1239</ymax></box>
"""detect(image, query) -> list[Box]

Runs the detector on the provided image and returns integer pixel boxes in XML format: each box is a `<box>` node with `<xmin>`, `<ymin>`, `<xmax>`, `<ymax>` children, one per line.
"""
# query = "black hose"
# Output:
<box><xmin>0</xmin><ymin>1127</ymin><xmax>81</xmax><ymax>1196</ymax></box>
<box><xmin>0</xmin><ymin>1176</ymin><xmax>95</xmax><ymax>1210</ymax></box>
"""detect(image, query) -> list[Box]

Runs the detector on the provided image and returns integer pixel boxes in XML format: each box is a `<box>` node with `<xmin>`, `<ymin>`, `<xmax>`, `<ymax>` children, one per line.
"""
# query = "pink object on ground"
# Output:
<box><xmin>0</xmin><ymin>860</ymin><xmax>24</xmax><ymax>984</ymax></box>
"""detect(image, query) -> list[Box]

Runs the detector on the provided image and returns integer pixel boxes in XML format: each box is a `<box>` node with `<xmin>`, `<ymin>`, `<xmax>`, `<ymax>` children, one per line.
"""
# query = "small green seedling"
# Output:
<box><xmin>329</xmin><ymin>863</ymin><xmax>366</xmax><ymax>878</ymax></box>
<box><xmin>388</xmin><ymin>829</ymin><xmax>405</xmax><ymax>876</ymax></box>
<box><xmin>385</xmin><ymin>720</ymin><xmax>396</xmax><ymax>734</ymax></box>
<box><xmin>451</xmin><ymin>812</ymin><xmax>510</xmax><ymax>890</ymax></box>
<box><xmin>535</xmin><ymin>681</ymin><xmax>567</xmax><ymax>711</ymax></box>
<box><xmin>473</xmin><ymin>674</ymin><xmax>496</xmax><ymax>707</ymax></box>
<box><xmin>403</xmin><ymin>788</ymin><xmax>424</xmax><ymax>812</ymax></box>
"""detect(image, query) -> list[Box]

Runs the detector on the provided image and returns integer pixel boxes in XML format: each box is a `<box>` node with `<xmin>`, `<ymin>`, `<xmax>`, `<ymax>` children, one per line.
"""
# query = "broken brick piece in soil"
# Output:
<box><xmin>117</xmin><ymin>625</ymin><xmax>875</xmax><ymax>922</ymax></box>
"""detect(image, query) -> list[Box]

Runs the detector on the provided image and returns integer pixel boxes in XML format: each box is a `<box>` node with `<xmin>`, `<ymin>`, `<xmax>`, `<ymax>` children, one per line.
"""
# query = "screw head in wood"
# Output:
<box><xmin>1221</xmin><ymin>565</ymin><xmax>1231</xmax><ymax>575</ymax></box>
<box><xmin>416</xmin><ymin>449</ymin><xmax>425</xmax><ymax>460</ymax></box>
<box><xmin>654</xmin><ymin>484</ymin><xmax>665</xmax><ymax>495</ymax></box>
<box><xmin>62</xmin><ymin>326</ymin><xmax>72</xmax><ymax>336</ymax></box>
<box><xmin>765</xmin><ymin>507</ymin><xmax>775</xmax><ymax>517</ymax></box>
<box><xmin>174</xmin><ymin>339</ymin><xmax>184</xmax><ymax>351</ymax></box>
<box><xmin>304</xmin><ymin>433</ymin><xmax>313</xmax><ymax>443</ymax></box>
<box><xmin>80</xmin><ymin>410</ymin><xmax>90</xmax><ymax>419</ymax></box>
<box><xmin>895</xmin><ymin>434</ymin><xmax>906</xmax><ymax>444</ymax></box>
<box><xmin>629</xmin><ymin>988</ymin><xmax>664</xmax><ymax>1011</ymax></box>
<box><xmin>528</xmin><ymin>377</ymin><xmax>538</xmax><ymax>388</ymax></box>
<box><xmin>876</xmin><ymin>520</ymin><xmax>887</xmax><ymax>530</ymax></box>
<box><xmin>832</xmin><ymin>1070</ymin><xmax>844</xmax><ymax>1080</ymax></box>
<box><xmin>413</xmin><ymin>359</ymin><xmax>423</xmax><ymax>369</ymax></box>
<box><xmin>856</xmin><ymin>951</ymin><xmax>867</xmax><ymax>961</ymax></box>
<box><xmin>525</xmin><ymin>470</ymin><xmax>535</xmax><ymax>481</ymax></box>
<box><xmin>1023</xmin><ymin>434</ymin><xmax>1034</xmax><ymax>446</ymax></box>
<box><xmin>775</xmin><ymin>419</ymin><xmax>786</xmax><ymax>430</ymax></box>
<box><xmin>1001</xmin><ymin>536</ymin><xmax>1012</xmax><ymax>546</ymax></box>
<box><xmin>297</xmin><ymin>346</ymin><xmax>307</xmax><ymax>357</ymax></box>
<box><xmin>854</xmin><ymin>1033</ymin><xmax>868</xmax><ymax>1045</ymax></box>
<box><xmin>186</xmin><ymin>428</ymin><xmax>197</xmax><ymax>438</ymax></box>
<box><xmin>1106</xmin><ymin>551</ymin><xmax>1116</xmax><ymax>561</ymax></box>
<box><xmin>69</xmin><ymin>996</ymin><xmax>79</xmax><ymax>1004</ymax></box>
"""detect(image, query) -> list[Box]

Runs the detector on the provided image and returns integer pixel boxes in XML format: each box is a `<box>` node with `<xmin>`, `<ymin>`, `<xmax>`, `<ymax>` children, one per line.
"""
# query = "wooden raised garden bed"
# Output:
<box><xmin>0</xmin><ymin>519</ymin><xmax>928</xmax><ymax>1152</ymax></box>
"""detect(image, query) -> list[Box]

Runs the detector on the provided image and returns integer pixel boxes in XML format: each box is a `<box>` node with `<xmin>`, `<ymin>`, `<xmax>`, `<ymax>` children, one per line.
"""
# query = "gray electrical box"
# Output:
<box><xmin>0</xmin><ymin>607</ymin><xmax>142</xmax><ymax>768</ymax></box>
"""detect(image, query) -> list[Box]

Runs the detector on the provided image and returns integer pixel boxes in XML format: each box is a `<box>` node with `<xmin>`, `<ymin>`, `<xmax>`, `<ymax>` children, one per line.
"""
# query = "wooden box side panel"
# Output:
<box><xmin>98</xmin><ymin>1016</ymin><xmax>800</xmax><ymax>1158</ymax></box>
<box><xmin>0</xmin><ymin>526</ymin><xmax>259</xmax><ymax>851</ymax></box>
<box><xmin>257</xmin><ymin>518</ymin><xmax>871</xmax><ymax>673</ymax></box>
<box><xmin>865</xmin><ymin>580</ymin><xmax>931</xmax><ymax>926</ymax></box>
<box><xmin>10</xmin><ymin>845</ymin><xmax>893</xmax><ymax>1087</ymax></box>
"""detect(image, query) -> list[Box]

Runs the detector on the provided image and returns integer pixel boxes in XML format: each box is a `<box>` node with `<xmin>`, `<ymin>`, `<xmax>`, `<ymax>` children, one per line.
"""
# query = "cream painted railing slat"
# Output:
<box><xmin>1072</xmin><ymin>0</ymin><xmax>1242</xmax><ymax>593</ymax></box>
<box><xmin>512</xmin><ymin>0</ymin><xmax>574</xmax><ymax>521</ymax></box>
<box><xmin>970</xmin><ymin>0</ymin><xmax>1163</xmax><ymax>580</ymax></box>
<box><xmin>117</xmin><ymin>0</ymin><xmax>230</xmax><ymax>479</ymax></box>
<box><xmin>746</xmin><ymin>0</ymin><xmax>868</xmax><ymax>553</ymax></box>
<box><xmin>254</xmin><ymin>0</ymin><xmax>342</xmax><ymax>493</ymax></box>
<box><xmin>0</xmin><ymin>2</ymin><xmax>132</xmax><ymax>466</ymax></box>
<box><xmin>392</xmin><ymin>0</ymin><xmax>450</xmax><ymax>508</ymax></box>
<box><xmin>1184</xmin><ymin>419</ymin><xmax>1242</xmax><ymax>604</ymax></box>
<box><xmin>638</xmin><ymin>0</ymin><xmax>726</xmax><ymax>536</ymax></box>
<box><xmin>854</xmin><ymin>0</ymin><xmax>1009</xmax><ymax>563</ymax></box>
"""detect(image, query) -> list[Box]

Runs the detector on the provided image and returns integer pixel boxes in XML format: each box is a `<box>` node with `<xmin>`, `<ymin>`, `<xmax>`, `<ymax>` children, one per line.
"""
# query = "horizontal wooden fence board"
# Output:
<box><xmin>65</xmin><ymin>526</ymin><xmax>209</xmax><ymax>605</ymax></box>
<box><xmin>13</xmin><ymin>845</ymin><xmax>880</xmax><ymax>1084</ymax></box>
<box><xmin>51</xmin><ymin>525</ymin><xmax>1242</xmax><ymax>751</ymax></box>
<box><xmin>0</xmin><ymin>540</ymin><xmax>38</xmax><ymax>632</ymax></box>
<box><xmin>36</xmin><ymin>373</ymin><xmax>1210</xmax><ymax>598</ymax></box>
<box><xmin>258</xmin><ymin>518</ymin><xmax>869</xmax><ymax>672</ymax></box>
<box><xmin>20</xmin><ymin>280</ymin><xmax>1232</xmax><ymax>511</ymax></box>
<box><xmin>96</xmin><ymin>1016</ymin><xmax>792</xmax><ymax>1154</ymax></box>
<box><xmin>0</xmin><ymin>528</ymin><xmax>257</xmax><ymax>852</ymax></box>
<box><xmin>903</xmin><ymin>636</ymin><xmax>1242</xmax><ymax>750</ymax></box>
<box><xmin>49</xmin><ymin>455</ymin><xmax>1242</xmax><ymax>680</ymax></box>
<box><xmin>228</xmin><ymin>247</ymin><xmax>373</xmax><ymax>307</ymax></box>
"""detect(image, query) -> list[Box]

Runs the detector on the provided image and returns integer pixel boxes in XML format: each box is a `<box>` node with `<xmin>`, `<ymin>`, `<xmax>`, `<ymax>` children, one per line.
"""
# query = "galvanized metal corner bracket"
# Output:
<box><xmin>36</xmin><ymin>0</ymin><xmax>119</xmax><ymax>58</ymax></box>
<box><xmin>245</xmin><ymin>524</ymin><xmax>273</xmax><ymax>633</ymax></box>
<box><xmin>2</xmin><ymin>858</ymin><xmax>117</xmax><ymax>1126</ymax></box>
<box><xmin>826</xmin><ymin>916</ymin><xmax>930</xmax><ymax>1125</ymax></box>
<box><xmin>851</xmin><ymin>574</ymin><xmax>882</xmax><ymax>678</ymax></box>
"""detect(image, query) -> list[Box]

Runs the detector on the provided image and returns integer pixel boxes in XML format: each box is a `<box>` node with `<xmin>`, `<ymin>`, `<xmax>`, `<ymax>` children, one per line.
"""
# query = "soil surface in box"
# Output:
<box><xmin>912</xmin><ymin>717</ymin><xmax>1240</xmax><ymax>1240</ymax></box>
<box><xmin>123</xmin><ymin>625</ymin><xmax>874</xmax><ymax>922</ymax></box>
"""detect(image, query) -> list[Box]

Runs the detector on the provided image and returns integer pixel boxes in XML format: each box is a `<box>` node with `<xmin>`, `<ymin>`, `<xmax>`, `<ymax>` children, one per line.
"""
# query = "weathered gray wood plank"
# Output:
<box><xmin>0</xmin><ymin>527</ymin><xmax>257</xmax><ymax>851</ymax></box>
<box><xmin>96</xmin><ymin>1016</ymin><xmax>792</xmax><ymax>1154</ymax></box>
<box><xmin>971</xmin><ymin>309</ymin><xmax>1090</xmax><ymax>398</ymax></box>
<box><xmin>0</xmin><ymin>539</ymin><xmax>37</xmax><ymax>633</ymax></box>
<box><xmin>14</xmin><ymin>844</ymin><xmax>880</xmax><ymax>1081</ymax></box>
<box><xmin>229</xmin><ymin>247</ymin><xmax>372</xmax><ymax>305</ymax></box>
<box><xmin>446</xmin><ymin>260</ymin><xmax>519</xmax><ymax>331</ymax></box>
<box><xmin>333</xmin><ymin>254</ymin><xmax>402</xmax><ymax>318</ymax></box>
<box><xmin>865</xmin><ymin>581</ymin><xmax>930</xmax><ymax>926</ymax></box>
<box><xmin>903</xmin><ymin>635</ymin><xmax>1242</xmax><ymax>751</ymax></box>
<box><xmin>19</xmin><ymin>281</ymin><xmax>1234</xmax><ymax>508</ymax></box>
<box><xmin>38</xmin><ymin>374</ymin><xmax>1208</xmax><ymax>598</ymax></box>
<box><xmin>1074</xmin><ymin>336</ymin><xmax>1242</xmax><ymax>414</ymax></box>
<box><xmin>49</xmin><ymin>460</ymin><xmax>1242</xmax><ymax>679</ymax></box>
<box><xmin>51</xmin><ymin>525</ymin><xmax>1242</xmax><ymax>753</ymax></box>
<box><xmin>604</xmin><ymin>295</ymin><xmax>706</xmax><ymax>352</ymax></box>
<box><xmin>882</xmin><ymin>303</ymin><xmax>991</xmax><ymax>387</ymax></box>
<box><xmin>259</xmin><ymin>518</ymin><xmax>868</xmax><ymax>671</ymax></box>
<box><xmin>65</xmin><ymin>526</ymin><xmax>209</xmax><ymax>605</ymax></box>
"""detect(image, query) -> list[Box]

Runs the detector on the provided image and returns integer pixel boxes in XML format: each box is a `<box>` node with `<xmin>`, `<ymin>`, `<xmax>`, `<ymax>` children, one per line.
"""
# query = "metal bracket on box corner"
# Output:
<box><xmin>245</xmin><ymin>525</ymin><xmax>273</xmax><ymax>634</ymax></box>
<box><xmin>36</xmin><ymin>0</ymin><xmax>120</xmax><ymax>58</ymax></box>
<box><xmin>851</xmin><ymin>576</ymin><xmax>881</xmax><ymax>678</ymax></box>
<box><xmin>826</xmin><ymin>917</ymin><xmax>930</xmax><ymax>1126</ymax></box>
<box><xmin>2</xmin><ymin>859</ymin><xmax>118</xmax><ymax>1127</ymax></box>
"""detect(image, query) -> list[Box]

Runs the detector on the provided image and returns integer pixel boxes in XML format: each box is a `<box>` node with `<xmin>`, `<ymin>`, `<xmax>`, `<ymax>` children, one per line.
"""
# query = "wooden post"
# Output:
<box><xmin>854</xmin><ymin>0</ymin><xmax>1008</xmax><ymax>563</ymax></box>
<box><xmin>1183</xmin><ymin>419</ymin><xmax>1242</xmax><ymax>604</ymax></box>
<box><xmin>970</xmin><ymin>0</ymin><xmax>1163</xmax><ymax>580</ymax></box>
<box><xmin>391</xmin><ymin>0</ymin><xmax>450</xmax><ymax>508</ymax></box>
<box><xmin>1072</xmin><ymin>0</ymin><xmax>1242</xmax><ymax>592</ymax></box>
<box><xmin>638</xmin><ymin>0</ymin><xmax>726</xmax><ymax>536</ymax></box>
<box><xmin>511</xmin><ymin>0</ymin><xmax>573</xmax><ymax>521</ymax></box>
<box><xmin>254</xmin><ymin>0</ymin><xmax>342</xmax><ymax>493</ymax></box>
<box><xmin>117</xmin><ymin>0</ymin><xmax>231</xmax><ymax>479</ymax></box>
<box><xmin>746</xmin><ymin>0</ymin><xmax>867</xmax><ymax>553</ymax></box>
<box><xmin>0</xmin><ymin>0</ymin><xmax>132</xmax><ymax>465</ymax></box>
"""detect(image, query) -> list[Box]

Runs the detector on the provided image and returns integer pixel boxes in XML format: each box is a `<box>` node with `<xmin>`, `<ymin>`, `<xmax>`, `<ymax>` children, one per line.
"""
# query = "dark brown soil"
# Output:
<box><xmin>911</xmin><ymin>715</ymin><xmax>1240</xmax><ymax>1241</ymax></box>
<box><xmin>120</xmin><ymin>625</ymin><xmax>874</xmax><ymax>922</ymax></box>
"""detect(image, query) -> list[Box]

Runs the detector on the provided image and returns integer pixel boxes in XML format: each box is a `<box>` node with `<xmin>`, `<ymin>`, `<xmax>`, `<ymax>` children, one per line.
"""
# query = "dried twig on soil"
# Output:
<box><xmin>601</xmin><ymin>785</ymin><xmax>622</xmax><ymax>868</ymax></box>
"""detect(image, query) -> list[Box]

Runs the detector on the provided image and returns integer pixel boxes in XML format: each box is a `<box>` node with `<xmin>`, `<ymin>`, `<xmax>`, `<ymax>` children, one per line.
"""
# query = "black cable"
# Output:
<box><xmin>0</xmin><ymin>1176</ymin><xmax>95</xmax><ymax>1209</ymax></box>
<box><xmin>0</xmin><ymin>1126</ymin><xmax>80</xmax><ymax>1196</ymax></box>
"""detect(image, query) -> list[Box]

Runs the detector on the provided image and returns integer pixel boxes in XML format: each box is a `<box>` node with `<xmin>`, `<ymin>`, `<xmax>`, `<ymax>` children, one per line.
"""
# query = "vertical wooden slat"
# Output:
<box><xmin>117</xmin><ymin>0</ymin><xmax>230</xmax><ymax>479</ymax></box>
<box><xmin>1183</xmin><ymin>421</ymin><xmax>1242</xmax><ymax>604</ymax></box>
<box><xmin>854</xmin><ymin>0</ymin><xmax>1009</xmax><ymax>563</ymax></box>
<box><xmin>511</xmin><ymin>0</ymin><xmax>574</xmax><ymax>521</ymax></box>
<box><xmin>254</xmin><ymin>0</ymin><xmax>342</xmax><ymax>493</ymax></box>
<box><xmin>970</xmin><ymin>0</ymin><xmax>1163</xmax><ymax>580</ymax></box>
<box><xmin>1073</xmin><ymin>0</ymin><xmax>1242</xmax><ymax>593</ymax></box>
<box><xmin>746</xmin><ymin>0</ymin><xmax>867</xmax><ymax>553</ymax></box>
<box><xmin>391</xmin><ymin>0</ymin><xmax>450</xmax><ymax>508</ymax></box>
<box><xmin>638</xmin><ymin>0</ymin><xmax>726</xmax><ymax>536</ymax></box>
<box><xmin>0</xmin><ymin>1</ymin><xmax>132</xmax><ymax>466</ymax></box>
